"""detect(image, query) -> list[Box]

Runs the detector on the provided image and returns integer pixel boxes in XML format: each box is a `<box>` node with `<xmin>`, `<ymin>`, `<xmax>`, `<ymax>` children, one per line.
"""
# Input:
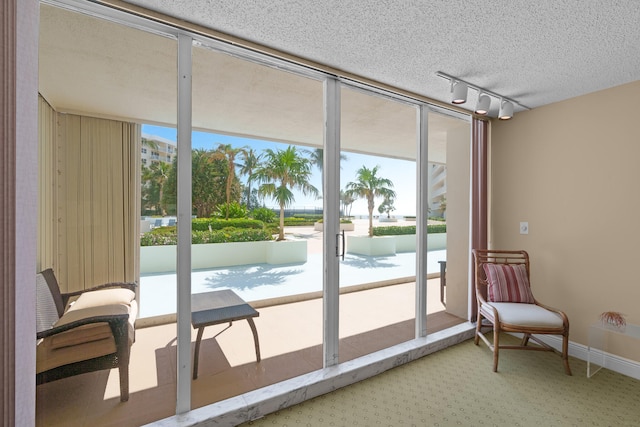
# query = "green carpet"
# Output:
<box><xmin>242</xmin><ymin>334</ymin><xmax>640</xmax><ymax>426</ymax></box>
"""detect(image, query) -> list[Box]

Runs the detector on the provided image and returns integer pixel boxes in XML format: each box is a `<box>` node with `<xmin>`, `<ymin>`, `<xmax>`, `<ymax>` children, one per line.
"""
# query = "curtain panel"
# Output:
<box><xmin>471</xmin><ymin>118</ymin><xmax>489</xmax><ymax>317</ymax></box>
<box><xmin>42</xmin><ymin>112</ymin><xmax>140</xmax><ymax>292</ymax></box>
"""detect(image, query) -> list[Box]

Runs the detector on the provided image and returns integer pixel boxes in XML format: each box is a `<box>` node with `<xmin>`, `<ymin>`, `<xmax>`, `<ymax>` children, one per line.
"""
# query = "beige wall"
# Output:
<box><xmin>491</xmin><ymin>80</ymin><xmax>640</xmax><ymax>360</ymax></box>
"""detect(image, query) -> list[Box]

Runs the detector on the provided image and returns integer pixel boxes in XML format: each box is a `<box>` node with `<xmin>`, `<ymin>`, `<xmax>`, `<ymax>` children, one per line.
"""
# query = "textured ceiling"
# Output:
<box><xmin>124</xmin><ymin>0</ymin><xmax>640</xmax><ymax>115</ymax></box>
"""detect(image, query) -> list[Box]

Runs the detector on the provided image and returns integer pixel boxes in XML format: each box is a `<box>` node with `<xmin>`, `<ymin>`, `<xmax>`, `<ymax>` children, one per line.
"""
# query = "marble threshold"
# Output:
<box><xmin>145</xmin><ymin>322</ymin><xmax>475</xmax><ymax>427</ymax></box>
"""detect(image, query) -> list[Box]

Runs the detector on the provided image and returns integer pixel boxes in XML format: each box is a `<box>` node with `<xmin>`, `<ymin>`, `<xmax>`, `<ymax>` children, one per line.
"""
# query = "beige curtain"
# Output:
<box><xmin>38</xmin><ymin>95</ymin><xmax>56</xmax><ymax>272</ymax></box>
<box><xmin>471</xmin><ymin>118</ymin><xmax>489</xmax><ymax>319</ymax></box>
<box><xmin>40</xmin><ymin>111</ymin><xmax>140</xmax><ymax>292</ymax></box>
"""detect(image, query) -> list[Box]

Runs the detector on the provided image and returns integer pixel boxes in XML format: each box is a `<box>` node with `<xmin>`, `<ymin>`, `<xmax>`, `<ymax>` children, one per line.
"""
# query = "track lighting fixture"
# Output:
<box><xmin>436</xmin><ymin>71</ymin><xmax>529</xmax><ymax>120</ymax></box>
<box><xmin>451</xmin><ymin>81</ymin><xmax>468</xmax><ymax>104</ymax></box>
<box><xmin>498</xmin><ymin>100</ymin><xmax>514</xmax><ymax>120</ymax></box>
<box><xmin>475</xmin><ymin>93</ymin><xmax>491</xmax><ymax>115</ymax></box>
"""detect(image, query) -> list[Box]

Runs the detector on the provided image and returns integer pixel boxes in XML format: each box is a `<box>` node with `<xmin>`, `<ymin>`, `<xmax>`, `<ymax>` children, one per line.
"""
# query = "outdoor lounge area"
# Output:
<box><xmin>35</xmin><ymin>212</ymin><xmax>464</xmax><ymax>426</ymax></box>
<box><xmin>36</xmin><ymin>278</ymin><xmax>467</xmax><ymax>427</ymax></box>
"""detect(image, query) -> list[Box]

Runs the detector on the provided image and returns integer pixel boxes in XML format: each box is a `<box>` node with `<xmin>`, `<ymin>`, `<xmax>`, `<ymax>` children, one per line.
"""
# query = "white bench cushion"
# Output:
<box><xmin>482</xmin><ymin>302</ymin><xmax>564</xmax><ymax>328</ymax></box>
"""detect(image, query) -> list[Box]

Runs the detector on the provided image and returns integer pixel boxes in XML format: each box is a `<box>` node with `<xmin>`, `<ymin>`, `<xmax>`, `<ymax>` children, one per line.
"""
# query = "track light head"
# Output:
<box><xmin>437</xmin><ymin>72</ymin><xmax>528</xmax><ymax>119</ymax></box>
<box><xmin>451</xmin><ymin>81</ymin><xmax>468</xmax><ymax>104</ymax></box>
<box><xmin>475</xmin><ymin>93</ymin><xmax>491</xmax><ymax>115</ymax></box>
<box><xmin>498</xmin><ymin>100</ymin><xmax>514</xmax><ymax>120</ymax></box>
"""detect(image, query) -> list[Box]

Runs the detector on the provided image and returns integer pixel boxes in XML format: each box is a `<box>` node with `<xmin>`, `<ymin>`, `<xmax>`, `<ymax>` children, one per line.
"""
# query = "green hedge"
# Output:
<box><xmin>191</xmin><ymin>218</ymin><xmax>264</xmax><ymax>231</ymax></box>
<box><xmin>140</xmin><ymin>227</ymin><xmax>273</xmax><ymax>246</ymax></box>
<box><xmin>373</xmin><ymin>224</ymin><xmax>446</xmax><ymax>236</ymax></box>
<box><xmin>315</xmin><ymin>219</ymin><xmax>353</xmax><ymax>224</ymax></box>
<box><xmin>282</xmin><ymin>217</ymin><xmax>316</xmax><ymax>226</ymax></box>
<box><xmin>290</xmin><ymin>213</ymin><xmax>323</xmax><ymax>220</ymax></box>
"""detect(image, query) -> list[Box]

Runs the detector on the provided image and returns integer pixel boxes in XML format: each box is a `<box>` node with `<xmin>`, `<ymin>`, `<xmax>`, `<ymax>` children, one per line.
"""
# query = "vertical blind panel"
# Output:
<box><xmin>53</xmin><ymin>114</ymin><xmax>137</xmax><ymax>292</ymax></box>
<box><xmin>37</xmin><ymin>95</ymin><xmax>57</xmax><ymax>273</ymax></box>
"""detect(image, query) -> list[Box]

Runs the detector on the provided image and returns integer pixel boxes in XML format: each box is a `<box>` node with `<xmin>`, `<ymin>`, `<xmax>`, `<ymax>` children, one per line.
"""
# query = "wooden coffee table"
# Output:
<box><xmin>191</xmin><ymin>289</ymin><xmax>261</xmax><ymax>379</ymax></box>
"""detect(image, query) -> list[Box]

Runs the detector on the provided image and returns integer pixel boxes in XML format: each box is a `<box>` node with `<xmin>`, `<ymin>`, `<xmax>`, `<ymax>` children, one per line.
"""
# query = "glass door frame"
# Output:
<box><xmin>45</xmin><ymin>0</ymin><xmax>474</xmax><ymax>417</ymax></box>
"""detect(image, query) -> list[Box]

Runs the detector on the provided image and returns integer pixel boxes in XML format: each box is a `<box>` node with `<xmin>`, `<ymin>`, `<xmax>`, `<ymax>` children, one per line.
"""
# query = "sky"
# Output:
<box><xmin>142</xmin><ymin>124</ymin><xmax>418</xmax><ymax>217</ymax></box>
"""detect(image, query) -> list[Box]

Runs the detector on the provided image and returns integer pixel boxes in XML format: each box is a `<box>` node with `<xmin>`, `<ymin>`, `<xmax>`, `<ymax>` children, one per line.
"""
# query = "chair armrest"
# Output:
<box><xmin>476</xmin><ymin>292</ymin><xmax>488</xmax><ymax>305</ymax></box>
<box><xmin>535</xmin><ymin>301</ymin><xmax>570</xmax><ymax>325</ymax></box>
<box><xmin>36</xmin><ymin>312</ymin><xmax>129</xmax><ymax>340</ymax></box>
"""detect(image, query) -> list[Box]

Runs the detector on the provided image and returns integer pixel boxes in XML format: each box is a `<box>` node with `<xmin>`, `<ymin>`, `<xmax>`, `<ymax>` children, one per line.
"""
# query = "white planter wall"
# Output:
<box><xmin>140</xmin><ymin>240</ymin><xmax>307</xmax><ymax>274</ymax></box>
<box><xmin>427</xmin><ymin>233</ymin><xmax>447</xmax><ymax>251</ymax></box>
<box><xmin>347</xmin><ymin>233</ymin><xmax>447</xmax><ymax>256</ymax></box>
<box><xmin>347</xmin><ymin>235</ymin><xmax>396</xmax><ymax>256</ymax></box>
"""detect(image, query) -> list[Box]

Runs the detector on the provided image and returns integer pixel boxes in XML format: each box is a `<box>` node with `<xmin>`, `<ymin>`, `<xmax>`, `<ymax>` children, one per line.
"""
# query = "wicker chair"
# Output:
<box><xmin>472</xmin><ymin>249</ymin><xmax>571</xmax><ymax>375</ymax></box>
<box><xmin>36</xmin><ymin>268</ymin><xmax>138</xmax><ymax>401</ymax></box>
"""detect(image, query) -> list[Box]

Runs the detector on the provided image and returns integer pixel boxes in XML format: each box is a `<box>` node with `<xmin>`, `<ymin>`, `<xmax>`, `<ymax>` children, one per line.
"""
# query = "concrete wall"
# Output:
<box><xmin>491</xmin><ymin>80</ymin><xmax>640</xmax><ymax>360</ymax></box>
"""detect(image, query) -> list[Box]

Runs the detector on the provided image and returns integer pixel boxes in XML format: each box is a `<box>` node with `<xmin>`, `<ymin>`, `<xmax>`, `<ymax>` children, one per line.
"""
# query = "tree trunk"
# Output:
<box><xmin>225</xmin><ymin>169</ymin><xmax>232</xmax><ymax>220</ymax></box>
<box><xmin>278</xmin><ymin>204</ymin><xmax>285</xmax><ymax>240</ymax></box>
<box><xmin>368</xmin><ymin>196</ymin><xmax>375</xmax><ymax>237</ymax></box>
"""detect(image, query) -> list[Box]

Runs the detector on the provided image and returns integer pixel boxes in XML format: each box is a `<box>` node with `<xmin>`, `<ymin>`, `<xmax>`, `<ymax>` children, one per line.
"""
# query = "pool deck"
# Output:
<box><xmin>139</xmin><ymin>219</ymin><xmax>446</xmax><ymax>318</ymax></box>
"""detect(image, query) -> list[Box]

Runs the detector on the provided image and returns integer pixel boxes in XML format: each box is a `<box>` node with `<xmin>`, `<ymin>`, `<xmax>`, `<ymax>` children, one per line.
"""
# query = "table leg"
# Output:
<box><xmin>246</xmin><ymin>318</ymin><xmax>261</xmax><ymax>362</ymax></box>
<box><xmin>193</xmin><ymin>327</ymin><xmax>205</xmax><ymax>379</ymax></box>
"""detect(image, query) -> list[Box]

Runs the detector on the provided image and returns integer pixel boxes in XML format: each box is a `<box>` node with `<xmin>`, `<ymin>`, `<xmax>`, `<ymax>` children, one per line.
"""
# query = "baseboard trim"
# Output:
<box><xmin>519</xmin><ymin>333</ymin><xmax>640</xmax><ymax>380</ymax></box>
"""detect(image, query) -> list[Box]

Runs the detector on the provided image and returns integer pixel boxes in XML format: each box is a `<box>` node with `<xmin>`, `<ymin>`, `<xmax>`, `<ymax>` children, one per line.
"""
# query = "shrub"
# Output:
<box><xmin>374</xmin><ymin>225</ymin><xmax>416</xmax><ymax>236</ymax></box>
<box><xmin>282</xmin><ymin>217</ymin><xmax>316</xmax><ymax>226</ymax></box>
<box><xmin>146</xmin><ymin>225</ymin><xmax>176</xmax><ymax>235</ymax></box>
<box><xmin>315</xmin><ymin>218</ymin><xmax>353</xmax><ymax>224</ymax></box>
<box><xmin>140</xmin><ymin>232</ymin><xmax>178</xmax><ymax>246</ymax></box>
<box><xmin>250</xmin><ymin>207</ymin><xmax>276</xmax><ymax>223</ymax></box>
<box><xmin>427</xmin><ymin>224</ymin><xmax>447</xmax><ymax>234</ymax></box>
<box><xmin>264</xmin><ymin>224</ymin><xmax>280</xmax><ymax>235</ymax></box>
<box><xmin>191</xmin><ymin>218</ymin><xmax>264</xmax><ymax>231</ymax></box>
<box><xmin>215</xmin><ymin>202</ymin><xmax>248</xmax><ymax>219</ymax></box>
<box><xmin>373</xmin><ymin>224</ymin><xmax>446</xmax><ymax>236</ymax></box>
<box><xmin>192</xmin><ymin>228</ymin><xmax>273</xmax><ymax>244</ymax></box>
<box><xmin>141</xmin><ymin>227</ymin><xmax>273</xmax><ymax>246</ymax></box>
<box><xmin>291</xmin><ymin>213</ymin><xmax>323</xmax><ymax>221</ymax></box>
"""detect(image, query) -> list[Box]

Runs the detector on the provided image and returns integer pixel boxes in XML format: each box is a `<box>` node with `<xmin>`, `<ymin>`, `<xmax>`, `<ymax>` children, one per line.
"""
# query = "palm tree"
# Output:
<box><xmin>210</xmin><ymin>143</ymin><xmax>247</xmax><ymax>219</ymax></box>
<box><xmin>306</xmin><ymin>147</ymin><xmax>348</xmax><ymax>172</ymax></box>
<box><xmin>141</xmin><ymin>137</ymin><xmax>159</xmax><ymax>151</ymax></box>
<box><xmin>142</xmin><ymin>161</ymin><xmax>170</xmax><ymax>215</ymax></box>
<box><xmin>238</xmin><ymin>148</ymin><xmax>262</xmax><ymax>210</ymax></box>
<box><xmin>252</xmin><ymin>146</ymin><xmax>319</xmax><ymax>240</ymax></box>
<box><xmin>345</xmin><ymin>165</ymin><xmax>396</xmax><ymax>237</ymax></box>
<box><xmin>339</xmin><ymin>189</ymin><xmax>355</xmax><ymax>218</ymax></box>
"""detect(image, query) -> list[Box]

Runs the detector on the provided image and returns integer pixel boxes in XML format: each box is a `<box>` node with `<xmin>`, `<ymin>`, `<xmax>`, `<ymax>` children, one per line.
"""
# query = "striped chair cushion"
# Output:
<box><xmin>483</xmin><ymin>263</ymin><xmax>535</xmax><ymax>303</ymax></box>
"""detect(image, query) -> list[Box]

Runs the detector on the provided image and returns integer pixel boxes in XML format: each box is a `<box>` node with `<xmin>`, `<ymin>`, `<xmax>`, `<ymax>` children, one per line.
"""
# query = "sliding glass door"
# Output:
<box><xmin>337</xmin><ymin>85</ymin><xmax>419</xmax><ymax>360</ymax></box>
<box><xmin>187</xmin><ymin>38</ymin><xmax>326</xmax><ymax>405</ymax></box>
<box><xmin>38</xmin><ymin>2</ymin><xmax>474</xmax><ymax>422</ymax></box>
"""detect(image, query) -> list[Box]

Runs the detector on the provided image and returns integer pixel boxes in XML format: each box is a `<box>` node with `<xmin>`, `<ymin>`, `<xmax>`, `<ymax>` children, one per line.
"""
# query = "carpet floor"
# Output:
<box><xmin>242</xmin><ymin>334</ymin><xmax>640</xmax><ymax>427</ymax></box>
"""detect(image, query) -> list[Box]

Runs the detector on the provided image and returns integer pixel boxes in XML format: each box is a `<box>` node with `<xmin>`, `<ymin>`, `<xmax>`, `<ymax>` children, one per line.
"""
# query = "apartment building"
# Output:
<box><xmin>141</xmin><ymin>134</ymin><xmax>176</xmax><ymax>166</ymax></box>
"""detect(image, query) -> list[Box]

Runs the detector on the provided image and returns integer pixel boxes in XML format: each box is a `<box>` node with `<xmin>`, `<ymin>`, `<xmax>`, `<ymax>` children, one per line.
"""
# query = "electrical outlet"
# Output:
<box><xmin>520</xmin><ymin>222</ymin><xmax>529</xmax><ymax>235</ymax></box>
